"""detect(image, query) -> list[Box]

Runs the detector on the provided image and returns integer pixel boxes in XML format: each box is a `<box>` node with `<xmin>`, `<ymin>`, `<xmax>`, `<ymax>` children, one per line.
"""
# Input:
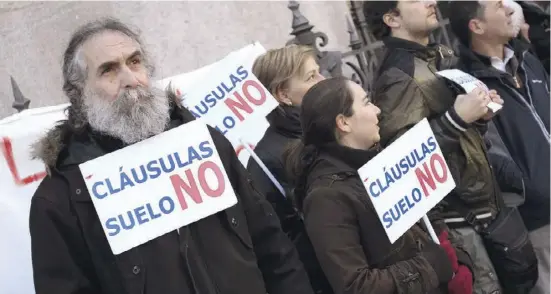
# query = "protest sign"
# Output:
<box><xmin>358</xmin><ymin>118</ymin><xmax>456</xmax><ymax>243</ymax></box>
<box><xmin>79</xmin><ymin>120</ymin><xmax>237</xmax><ymax>255</ymax></box>
<box><xmin>156</xmin><ymin>42</ymin><xmax>274</xmax><ymax>165</ymax></box>
<box><xmin>437</xmin><ymin>69</ymin><xmax>502</xmax><ymax>112</ymax></box>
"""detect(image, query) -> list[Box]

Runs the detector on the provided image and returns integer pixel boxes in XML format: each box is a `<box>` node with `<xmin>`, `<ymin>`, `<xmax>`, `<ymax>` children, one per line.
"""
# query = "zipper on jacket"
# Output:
<box><xmin>437</xmin><ymin>46</ymin><xmax>444</xmax><ymax>59</ymax></box>
<box><xmin>520</xmin><ymin>52</ymin><xmax>550</xmax><ymax>140</ymax></box>
<box><xmin>507</xmin><ymin>78</ymin><xmax>550</xmax><ymax>141</ymax></box>
<box><xmin>512</xmin><ymin>75</ymin><xmax>521</xmax><ymax>88</ymax></box>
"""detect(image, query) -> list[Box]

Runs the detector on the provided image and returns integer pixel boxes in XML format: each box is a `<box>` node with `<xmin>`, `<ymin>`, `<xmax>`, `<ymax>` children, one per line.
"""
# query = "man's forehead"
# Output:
<box><xmin>81</xmin><ymin>31</ymin><xmax>141</xmax><ymax>66</ymax></box>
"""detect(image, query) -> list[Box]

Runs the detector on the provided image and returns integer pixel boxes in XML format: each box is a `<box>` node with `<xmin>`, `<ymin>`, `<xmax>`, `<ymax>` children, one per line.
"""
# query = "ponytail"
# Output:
<box><xmin>283</xmin><ymin>139</ymin><xmax>318</xmax><ymax>210</ymax></box>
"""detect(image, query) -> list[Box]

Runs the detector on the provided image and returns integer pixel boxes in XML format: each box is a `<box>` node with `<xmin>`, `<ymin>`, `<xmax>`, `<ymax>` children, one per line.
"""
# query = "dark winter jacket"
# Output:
<box><xmin>29</xmin><ymin>106</ymin><xmax>314</xmax><ymax>294</ymax></box>
<box><xmin>456</xmin><ymin>40</ymin><xmax>550</xmax><ymax>230</ymax></box>
<box><xmin>296</xmin><ymin>142</ymin><xmax>472</xmax><ymax>294</ymax></box>
<box><xmin>247</xmin><ymin>105</ymin><xmax>332</xmax><ymax>294</ymax></box>
<box><xmin>372</xmin><ymin>37</ymin><xmax>499</xmax><ymax>227</ymax></box>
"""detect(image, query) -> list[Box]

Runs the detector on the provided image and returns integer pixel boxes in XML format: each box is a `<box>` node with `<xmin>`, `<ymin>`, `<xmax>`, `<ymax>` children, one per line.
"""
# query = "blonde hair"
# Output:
<box><xmin>252</xmin><ymin>44</ymin><xmax>316</xmax><ymax>97</ymax></box>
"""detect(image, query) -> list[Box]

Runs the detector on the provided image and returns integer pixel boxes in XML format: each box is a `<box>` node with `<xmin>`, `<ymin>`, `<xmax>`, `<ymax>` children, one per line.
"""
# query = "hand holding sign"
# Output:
<box><xmin>454</xmin><ymin>86</ymin><xmax>493</xmax><ymax>124</ymax></box>
<box><xmin>437</xmin><ymin>69</ymin><xmax>503</xmax><ymax>116</ymax></box>
<box><xmin>481</xmin><ymin>90</ymin><xmax>504</xmax><ymax>120</ymax></box>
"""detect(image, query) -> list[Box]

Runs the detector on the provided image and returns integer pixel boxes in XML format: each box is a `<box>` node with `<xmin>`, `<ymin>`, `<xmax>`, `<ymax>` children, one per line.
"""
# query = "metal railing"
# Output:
<box><xmin>8</xmin><ymin>1</ymin><xmax>456</xmax><ymax>113</ymax></box>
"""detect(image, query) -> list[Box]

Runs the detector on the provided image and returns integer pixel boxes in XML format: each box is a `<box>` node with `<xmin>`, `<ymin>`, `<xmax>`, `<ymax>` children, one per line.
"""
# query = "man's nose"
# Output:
<box><xmin>120</xmin><ymin>66</ymin><xmax>139</xmax><ymax>89</ymax></box>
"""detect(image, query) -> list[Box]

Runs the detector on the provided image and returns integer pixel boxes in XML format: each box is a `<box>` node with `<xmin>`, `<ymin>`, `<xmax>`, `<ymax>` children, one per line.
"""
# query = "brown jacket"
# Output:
<box><xmin>372</xmin><ymin>37</ymin><xmax>499</xmax><ymax>226</ymax></box>
<box><xmin>29</xmin><ymin>107</ymin><xmax>314</xmax><ymax>294</ymax></box>
<box><xmin>295</xmin><ymin>143</ymin><xmax>472</xmax><ymax>294</ymax></box>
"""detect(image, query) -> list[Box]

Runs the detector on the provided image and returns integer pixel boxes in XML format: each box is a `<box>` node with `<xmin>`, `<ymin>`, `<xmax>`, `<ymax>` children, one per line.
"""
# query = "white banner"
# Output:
<box><xmin>0</xmin><ymin>104</ymin><xmax>70</xmax><ymax>294</ymax></box>
<box><xmin>79</xmin><ymin>120</ymin><xmax>237</xmax><ymax>255</ymax></box>
<box><xmin>358</xmin><ymin>118</ymin><xmax>456</xmax><ymax>243</ymax></box>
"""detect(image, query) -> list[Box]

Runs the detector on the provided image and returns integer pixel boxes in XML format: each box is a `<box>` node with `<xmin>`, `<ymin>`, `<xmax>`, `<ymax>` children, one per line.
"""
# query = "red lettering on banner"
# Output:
<box><xmin>225</xmin><ymin>79</ymin><xmax>268</xmax><ymax>122</ymax></box>
<box><xmin>242</xmin><ymin>80</ymin><xmax>266</xmax><ymax>106</ymax></box>
<box><xmin>225</xmin><ymin>92</ymin><xmax>252</xmax><ymax>122</ymax></box>
<box><xmin>1</xmin><ymin>137</ymin><xmax>47</xmax><ymax>186</ymax></box>
<box><xmin>414</xmin><ymin>153</ymin><xmax>448</xmax><ymax>197</ymax></box>
<box><xmin>170</xmin><ymin>160</ymin><xmax>225</xmax><ymax>210</ymax></box>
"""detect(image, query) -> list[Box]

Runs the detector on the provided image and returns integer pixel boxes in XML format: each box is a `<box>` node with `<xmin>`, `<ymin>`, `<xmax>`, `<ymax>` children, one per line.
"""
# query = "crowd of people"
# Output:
<box><xmin>27</xmin><ymin>1</ymin><xmax>549</xmax><ymax>294</ymax></box>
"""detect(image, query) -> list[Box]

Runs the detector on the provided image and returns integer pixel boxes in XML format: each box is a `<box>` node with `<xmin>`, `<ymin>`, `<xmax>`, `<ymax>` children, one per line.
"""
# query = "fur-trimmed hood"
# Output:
<box><xmin>30</xmin><ymin>122</ymin><xmax>70</xmax><ymax>171</ymax></box>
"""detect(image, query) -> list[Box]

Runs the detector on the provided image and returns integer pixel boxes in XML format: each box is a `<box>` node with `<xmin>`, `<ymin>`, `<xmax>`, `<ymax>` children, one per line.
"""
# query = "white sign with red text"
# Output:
<box><xmin>358</xmin><ymin>119</ymin><xmax>456</xmax><ymax>243</ymax></box>
<box><xmin>79</xmin><ymin>120</ymin><xmax>237</xmax><ymax>255</ymax></box>
<box><xmin>156</xmin><ymin>42</ymin><xmax>273</xmax><ymax>165</ymax></box>
<box><xmin>436</xmin><ymin>69</ymin><xmax>502</xmax><ymax>112</ymax></box>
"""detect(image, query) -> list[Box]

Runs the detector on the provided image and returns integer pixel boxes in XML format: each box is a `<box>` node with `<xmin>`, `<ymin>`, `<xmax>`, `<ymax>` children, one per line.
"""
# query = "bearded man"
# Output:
<box><xmin>28</xmin><ymin>18</ymin><xmax>313</xmax><ymax>294</ymax></box>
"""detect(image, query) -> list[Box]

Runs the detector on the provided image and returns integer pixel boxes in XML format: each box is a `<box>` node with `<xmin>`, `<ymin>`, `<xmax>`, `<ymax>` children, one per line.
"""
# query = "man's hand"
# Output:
<box><xmin>481</xmin><ymin>90</ymin><xmax>504</xmax><ymax>121</ymax></box>
<box><xmin>453</xmin><ymin>86</ymin><xmax>491</xmax><ymax>123</ymax></box>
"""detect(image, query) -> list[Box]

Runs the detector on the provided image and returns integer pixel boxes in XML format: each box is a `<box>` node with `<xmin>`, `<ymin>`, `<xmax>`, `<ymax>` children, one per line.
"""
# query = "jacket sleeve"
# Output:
<box><xmin>29</xmin><ymin>186</ymin><xmax>100</xmax><ymax>294</ymax></box>
<box><xmin>303</xmin><ymin>187</ymin><xmax>440</xmax><ymax>294</ymax></box>
<box><xmin>246</xmin><ymin>153</ymin><xmax>297</xmax><ymax>234</ymax></box>
<box><xmin>374</xmin><ymin>68</ymin><xmax>469</xmax><ymax>152</ymax></box>
<box><xmin>212</xmin><ymin>130</ymin><xmax>314</xmax><ymax>294</ymax></box>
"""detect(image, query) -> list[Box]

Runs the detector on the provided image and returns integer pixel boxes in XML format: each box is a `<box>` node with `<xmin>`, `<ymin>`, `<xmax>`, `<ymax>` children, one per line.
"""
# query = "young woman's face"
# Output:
<box><xmin>344</xmin><ymin>81</ymin><xmax>381</xmax><ymax>149</ymax></box>
<box><xmin>282</xmin><ymin>56</ymin><xmax>325</xmax><ymax>106</ymax></box>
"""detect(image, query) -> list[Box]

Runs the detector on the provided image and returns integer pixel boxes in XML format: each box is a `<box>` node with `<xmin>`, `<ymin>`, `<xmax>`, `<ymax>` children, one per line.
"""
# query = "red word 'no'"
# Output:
<box><xmin>1</xmin><ymin>137</ymin><xmax>47</xmax><ymax>186</ymax></box>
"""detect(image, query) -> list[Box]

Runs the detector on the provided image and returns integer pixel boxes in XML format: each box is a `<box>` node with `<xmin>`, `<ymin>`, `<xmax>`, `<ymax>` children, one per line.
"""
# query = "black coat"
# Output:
<box><xmin>247</xmin><ymin>106</ymin><xmax>332</xmax><ymax>294</ymax></box>
<box><xmin>518</xmin><ymin>1</ymin><xmax>550</xmax><ymax>73</ymax></box>
<box><xmin>29</xmin><ymin>107</ymin><xmax>314</xmax><ymax>294</ymax></box>
<box><xmin>457</xmin><ymin>40</ymin><xmax>550</xmax><ymax>230</ymax></box>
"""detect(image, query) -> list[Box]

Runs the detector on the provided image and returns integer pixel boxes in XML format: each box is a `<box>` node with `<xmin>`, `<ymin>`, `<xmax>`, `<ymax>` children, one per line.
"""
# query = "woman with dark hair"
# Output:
<box><xmin>284</xmin><ymin>77</ymin><xmax>474</xmax><ymax>294</ymax></box>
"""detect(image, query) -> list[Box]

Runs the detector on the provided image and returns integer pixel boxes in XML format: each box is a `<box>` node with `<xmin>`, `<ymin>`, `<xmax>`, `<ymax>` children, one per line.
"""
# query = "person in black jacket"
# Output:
<box><xmin>246</xmin><ymin>45</ymin><xmax>330</xmax><ymax>293</ymax></box>
<box><xmin>518</xmin><ymin>1</ymin><xmax>550</xmax><ymax>73</ymax></box>
<box><xmin>449</xmin><ymin>2</ymin><xmax>550</xmax><ymax>293</ymax></box>
<box><xmin>28</xmin><ymin>18</ymin><xmax>314</xmax><ymax>294</ymax></box>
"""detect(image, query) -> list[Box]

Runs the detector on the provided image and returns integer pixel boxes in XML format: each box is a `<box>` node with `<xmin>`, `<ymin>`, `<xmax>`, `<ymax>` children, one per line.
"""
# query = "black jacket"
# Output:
<box><xmin>373</xmin><ymin>37</ymin><xmax>498</xmax><ymax>226</ymax></box>
<box><xmin>29</xmin><ymin>106</ymin><xmax>314</xmax><ymax>294</ymax></box>
<box><xmin>518</xmin><ymin>1</ymin><xmax>550</xmax><ymax>73</ymax></box>
<box><xmin>247</xmin><ymin>106</ymin><xmax>332</xmax><ymax>294</ymax></box>
<box><xmin>456</xmin><ymin>40</ymin><xmax>550</xmax><ymax>230</ymax></box>
<box><xmin>295</xmin><ymin>143</ymin><xmax>471</xmax><ymax>294</ymax></box>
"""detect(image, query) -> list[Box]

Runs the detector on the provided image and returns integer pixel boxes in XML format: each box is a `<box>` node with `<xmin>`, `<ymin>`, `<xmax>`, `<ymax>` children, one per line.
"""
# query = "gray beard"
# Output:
<box><xmin>83</xmin><ymin>85</ymin><xmax>170</xmax><ymax>144</ymax></box>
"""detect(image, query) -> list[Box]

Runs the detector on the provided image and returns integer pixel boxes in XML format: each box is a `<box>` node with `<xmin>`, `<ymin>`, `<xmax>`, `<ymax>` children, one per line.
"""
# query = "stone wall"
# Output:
<box><xmin>0</xmin><ymin>1</ymin><xmax>350</xmax><ymax>119</ymax></box>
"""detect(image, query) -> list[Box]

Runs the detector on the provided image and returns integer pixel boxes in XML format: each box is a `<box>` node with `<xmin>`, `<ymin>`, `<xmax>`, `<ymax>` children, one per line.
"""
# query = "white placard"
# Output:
<box><xmin>437</xmin><ymin>69</ymin><xmax>502</xmax><ymax>112</ymax></box>
<box><xmin>156</xmin><ymin>42</ymin><xmax>273</xmax><ymax>165</ymax></box>
<box><xmin>79</xmin><ymin>120</ymin><xmax>237</xmax><ymax>255</ymax></box>
<box><xmin>358</xmin><ymin>118</ymin><xmax>456</xmax><ymax>243</ymax></box>
<box><xmin>182</xmin><ymin>57</ymin><xmax>278</xmax><ymax>147</ymax></box>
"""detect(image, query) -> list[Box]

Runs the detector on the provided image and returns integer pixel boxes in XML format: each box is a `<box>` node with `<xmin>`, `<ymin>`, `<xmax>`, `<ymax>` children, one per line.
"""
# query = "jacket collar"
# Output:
<box><xmin>383</xmin><ymin>36</ymin><xmax>453</xmax><ymax>61</ymax></box>
<box><xmin>306</xmin><ymin>142</ymin><xmax>380</xmax><ymax>183</ymax></box>
<box><xmin>266</xmin><ymin>105</ymin><xmax>302</xmax><ymax>138</ymax></box>
<box><xmin>457</xmin><ymin>39</ymin><xmax>531</xmax><ymax>79</ymax></box>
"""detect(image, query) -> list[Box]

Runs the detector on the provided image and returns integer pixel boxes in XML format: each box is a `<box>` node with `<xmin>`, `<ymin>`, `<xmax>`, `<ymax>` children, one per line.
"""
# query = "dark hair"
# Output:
<box><xmin>448</xmin><ymin>1</ymin><xmax>485</xmax><ymax>46</ymax></box>
<box><xmin>283</xmin><ymin>77</ymin><xmax>355</xmax><ymax>208</ymax></box>
<box><xmin>62</xmin><ymin>17</ymin><xmax>153</xmax><ymax>131</ymax></box>
<box><xmin>363</xmin><ymin>1</ymin><xmax>398</xmax><ymax>40</ymax></box>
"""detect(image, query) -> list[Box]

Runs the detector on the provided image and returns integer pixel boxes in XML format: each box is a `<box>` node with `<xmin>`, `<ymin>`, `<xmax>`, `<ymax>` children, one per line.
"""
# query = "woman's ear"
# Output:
<box><xmin>335</xmin><ymin>113</ymin><xmax>351</xmax><ymax>134</ymax></box>
<box><xmin>275</xmin><ymin>87</ymin><xmax>293</xmax><ymax>106</ymax></box>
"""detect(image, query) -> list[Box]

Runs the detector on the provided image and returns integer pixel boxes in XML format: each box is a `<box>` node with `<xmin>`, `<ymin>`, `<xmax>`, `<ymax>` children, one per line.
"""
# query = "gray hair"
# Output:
<box><xmin>62</xmin><ymin>17</ymin><xmax>154</xmax><ymax>130</ymax></box>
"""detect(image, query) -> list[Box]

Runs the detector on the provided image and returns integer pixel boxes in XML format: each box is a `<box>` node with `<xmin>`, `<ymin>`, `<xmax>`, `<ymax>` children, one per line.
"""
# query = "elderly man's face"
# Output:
<box><xmin>79</xmin><ymin>30</ymin><xmax>170</xmax><ymax>144</ymax></box>
<box><xmin>82</xmin><ymin>30</ymin><xmax>150</xmax><ymax>99</ymax></box>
